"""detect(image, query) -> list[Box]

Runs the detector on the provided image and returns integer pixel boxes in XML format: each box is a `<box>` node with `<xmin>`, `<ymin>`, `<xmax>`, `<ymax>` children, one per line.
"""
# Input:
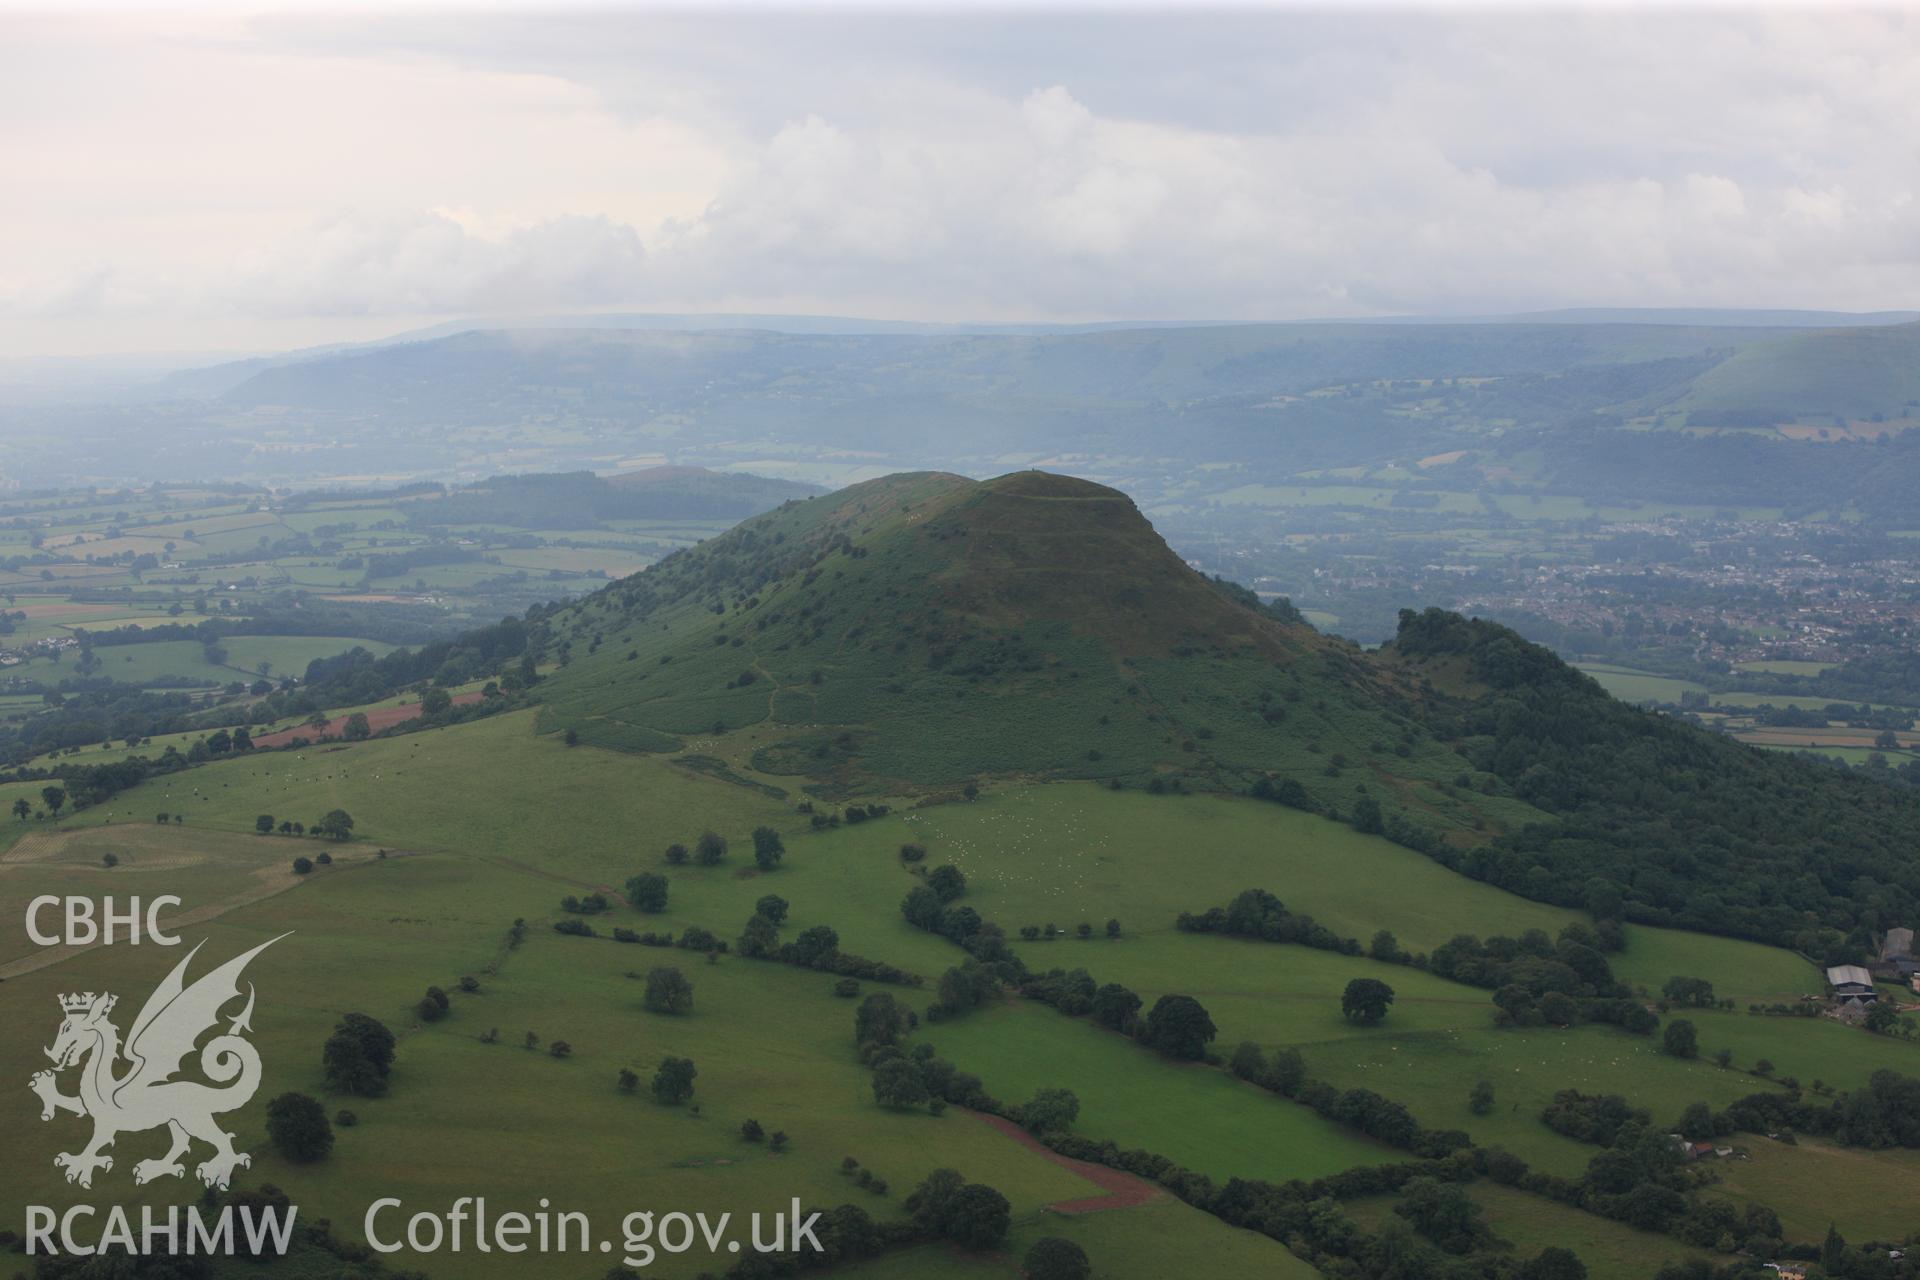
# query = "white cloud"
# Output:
<box><xmin>1</xmin><ymin>9</ymin><xmax>1917</xmax><ymax>354</ymax></box>
<box><xmin>218</xmin><ymin>211</ymin><xmax>647</xmax><ymax>316</ymax></box>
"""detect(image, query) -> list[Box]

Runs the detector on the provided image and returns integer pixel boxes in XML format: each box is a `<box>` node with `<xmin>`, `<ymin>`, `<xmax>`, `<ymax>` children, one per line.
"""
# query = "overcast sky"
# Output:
<box><xmin>2</xmin><ymin>5</ymin><xmax>1917</xmax><ymax>357</ymax></box>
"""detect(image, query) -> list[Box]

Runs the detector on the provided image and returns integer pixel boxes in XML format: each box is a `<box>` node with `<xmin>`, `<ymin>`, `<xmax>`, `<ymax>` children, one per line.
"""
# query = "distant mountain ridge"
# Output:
<box><xmin>15</xmin><ymin>310</ymin><xmax>1919</xmax><ymax>499</ymax></box>
<box><xmin>150</xmin><ymin>306</ymin><xmax>1915</xmax><ymax>401</ymax></box>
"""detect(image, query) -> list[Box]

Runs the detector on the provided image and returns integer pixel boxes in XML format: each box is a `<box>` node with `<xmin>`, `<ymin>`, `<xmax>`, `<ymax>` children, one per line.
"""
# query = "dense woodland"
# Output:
<box><xmin>1393</xmin><ymin>608</ymin><xmax>1920</xmax><ymax>954</ymax></box>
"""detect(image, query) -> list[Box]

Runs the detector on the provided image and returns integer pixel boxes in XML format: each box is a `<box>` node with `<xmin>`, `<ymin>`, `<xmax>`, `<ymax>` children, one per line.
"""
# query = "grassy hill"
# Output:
<box><xmin>1678</xmin><ymin>319</ymin><xmax>1920</xmax><ymax>425</ymax></box>
<box><xmin>534</xmin><ymin>471</ymin><xmax>1497</xmax><ymax>825</ymax></box>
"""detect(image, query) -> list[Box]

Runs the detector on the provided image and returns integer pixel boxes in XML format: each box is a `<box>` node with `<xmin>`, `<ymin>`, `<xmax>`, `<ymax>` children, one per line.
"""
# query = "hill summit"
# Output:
<box><xmin>534</xmin><ymin>470</ymin><xmax>1465</xmax><ymax>806</ymax></box>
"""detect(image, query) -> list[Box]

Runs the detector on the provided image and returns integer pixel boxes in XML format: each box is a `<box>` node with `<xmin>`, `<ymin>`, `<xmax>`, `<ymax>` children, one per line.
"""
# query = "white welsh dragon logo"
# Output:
<box><xmin>29</xmin><ymin>935</ymin><xmax>286</xmax><ymax>1190</ymax></box>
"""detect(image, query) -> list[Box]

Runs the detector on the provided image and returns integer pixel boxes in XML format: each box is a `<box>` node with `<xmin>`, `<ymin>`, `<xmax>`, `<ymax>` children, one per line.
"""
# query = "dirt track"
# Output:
<box><xmin>968</xmin><ymin>1111</ymin><xmax>1162</xmax><ymax>1213</ymax></box>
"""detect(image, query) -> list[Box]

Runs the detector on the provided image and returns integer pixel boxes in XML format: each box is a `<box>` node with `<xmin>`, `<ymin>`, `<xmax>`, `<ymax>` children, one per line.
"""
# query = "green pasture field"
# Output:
<box><xmin>842</xmin><ymin>1194</ymin><xmax>1319</xmax><ymax>1279</ymax></box>
<box><xmin>0</xmin><ymin>824</ymin><xmax>309</xmax><ymax>966</ymax></box>
<box><xmin>0</xmin><ymin>852</ymin><xmax>1097</xmax><ymax>1279</ymax></box>
<box><xmin>270</xmin><ymin>559</ymin><xmax>370</xmax><ymax>588</ymax></box>
<box><xmin>1604</xmin><ymin>927</ymin><xmax>1821</xmax><ymax>1004</ymax></box>
<box><xmin>1745</xmin><ymin>742</ymin><xmax>1920</xmax><ymax>766</ymax></box>
<box><xmin>491</xmin><ymin>546</ymin><xmax>649</xmax><ymax>576</ymax></box>
<box><xmin>4</xmin><ymin>635</ymin><xmax>390</xmax><ymax>687</ymax></box>
<box><xmin>1655</xmin><ymin>1007</ymin><xmax>1920</xmax><ymax>1095</ymax></box>
<box><xmin>278</xmin><ymin>506</ymin><xmax>408</xmax><ymax>532</ymax></box>
<box><xmin>986</xmin><ymin>928</ymin><xmax>1815</xmax><ymax>1175</ymax></box>
<box><xmin>63</xmin><ymin>612</ymin><xmax>223</xmax><ymax>634</ymax></box>
<box><xmin>1468</xmin><ymin>1183</ymin><xmax>1720</xmax><ymax>1278</ymax></box>
<box><xmin>1735</xmin><ymin>660</ymin><xmax>1836</xmax><ymax>676</ymax></box>
<box><xmin>15</xmin><ymin>641</ymin><xmax>226</xmax><ymax>686</ymax></box>
<box><xmin>1711</xmin><ymin>690</ymin><xmax>1918</xmax><ymax>713</ymax></box>
<box><xmin>919</xmin><ymin>998</ymin><xmax>1393</xmax><ymax>1185</ymax></box>
<box><xmin>218</xmin><ymin>634</ymin><xmax>395</xmax><ymax>677</ymax></box>
<box><xmin>1346</xmin><ymin>1184</ymin><xmax>1717</xmax><ymax>1280</ymax></box>
<box><xmin>1297</xmin><ymin>1015</ymin><xmax>1797</xmax><ymax>1176</ymax></box>
<box><xmin>819</xmin><ymin>782</ymin><xmax>1815</xmax><ymax>1002</ymax></box>
<box><xmin>1704</xmin><ymin>1136</ymin><xmax>1920</xmax><ymax>1242</ymax></box>
<box><xmin>19</xmin><ymin>724</ymin><xmax>218</xmax><ymax>771</ymax></box>
<box><xmin>54</xmin><ymin>710</ymin><xmax>797</xmax><ymax>884</ymax></box>
<box><xmin>1574</xmin><ymin>663</ymin><xmax>1705</xmax><ymax>704</ymax></box>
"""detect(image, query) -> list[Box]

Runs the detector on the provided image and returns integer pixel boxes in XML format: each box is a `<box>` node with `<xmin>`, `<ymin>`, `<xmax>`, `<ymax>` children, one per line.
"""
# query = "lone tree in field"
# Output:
<box><xmin>643</xmin><ymin>966</ymin><xmax>695</xmax><ymax>1015</ymax></box>
<box><xmin>625</xmin><ymin>873</ymin><xmax>669</xmax><ymax>913</ymax></box>
<box><xmin>695</xmin><ymin>831</ymin><xmax>727</xmax><ymax>865</ymax></box>
<box><xmin>323</xmin><ymin>1013</ymin><xmax>396</xmax><ymax>1097</ymax></box>
<box><xmin>1025</xmin><ymin>1237</ymin><xmax>1091</xmax><ymax>1280</ymax></box>
<box><xmin>265</xmin><ymin>1092</ymin><xmax>333</xmax><ymax>1162</ymax></box>
<box><xmin>651</xmin><ymin>1056</ymin><xmax>697</xmax><ymax>1105</ymax></box>
<box><xmin>1663</xmin><ymin>1019</ymin><xmax>1699</xmax><ymax>1059</ymax></box>
<box><xmin>1341</xmin><ymin>978</ymin><xmax>1396</xmax><ymax>1025</ymax></box>
<box><xmin>663</xmin><ymin>842</ymin><xmax>688</xmax><ymax>865</ymax></box>
<box><xmin>417</xmin><ymin>985</ymin><xmax>450</xmax><ymax>1023</ymax></box>
<box><xmin>291</xmin><ymin>856</ymin><xmax>314</xmax><ymax>875</ymax></box>
<box><xmin>754</xmin><ymin>894</ymin><xmax>789</xmax><ymax>925</ymax></box>
<box><xmin>41</xmin><ymin>786</ymin><xmax>65</xmax><ymax>817</ymax></box>
<box><xmin>315</xmin><ymin>809</ymin><xmax>355</xmax><ymax>842</ymax></box>
<box><xmin>11</xmin><ymin>797</ymin><xmax>28</xmax><ymax>820</ymax></box>
<box><xmin>1470</xmin><ymin>1079</ymin><xmax>1496</xmax><ymax>1115</ymax></box>
<box><xmin>1140</xmin><ymin>994</ymin><xmax>1217</xmax><ymax>1060</ymax></box>
<box><xmin>255</xmin><ymin>814</ymin><xmax>275</xmax><ymax>834</ymax></box>
<box><xmin>751</xmin><ymin>826</ymin><xmax>785</xmax><ymax>871</ymax></box>
<box><xmin>343</xmin><ymin>712</ymin><xmax>372</xmax><ymax>741</ymax></box>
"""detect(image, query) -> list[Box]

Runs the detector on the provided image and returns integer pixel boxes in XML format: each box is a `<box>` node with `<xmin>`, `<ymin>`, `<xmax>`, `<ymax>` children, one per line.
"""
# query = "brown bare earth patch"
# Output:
<box><xmin>252</xmin><ymin>693</ymin><xmax>484</xmax><ymax>748</ymax></box>
<box><xmin>968</xmin><ymin>1110</ymin><xmax>1161</xmax><ymax>1214</ymax></box>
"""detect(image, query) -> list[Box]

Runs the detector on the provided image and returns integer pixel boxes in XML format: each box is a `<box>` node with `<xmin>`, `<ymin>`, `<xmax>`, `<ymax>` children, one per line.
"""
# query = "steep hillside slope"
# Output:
<box><xmin>535</xmin><ymin>471</ymin><xmax>1493</xmax><ymax>829</ymax></box>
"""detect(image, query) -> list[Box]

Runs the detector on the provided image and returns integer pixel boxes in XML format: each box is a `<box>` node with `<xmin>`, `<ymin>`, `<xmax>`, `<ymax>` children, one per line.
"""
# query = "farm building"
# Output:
<box><xmin>1825</xmin><ymin>964</ymin><xmax>1877</xmax><ymax>1000</ymax></box>
<box><xmin>1883</xmin><ymin>927</ymin><xmax>1914</xmax><ymax>961</ymax></box>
